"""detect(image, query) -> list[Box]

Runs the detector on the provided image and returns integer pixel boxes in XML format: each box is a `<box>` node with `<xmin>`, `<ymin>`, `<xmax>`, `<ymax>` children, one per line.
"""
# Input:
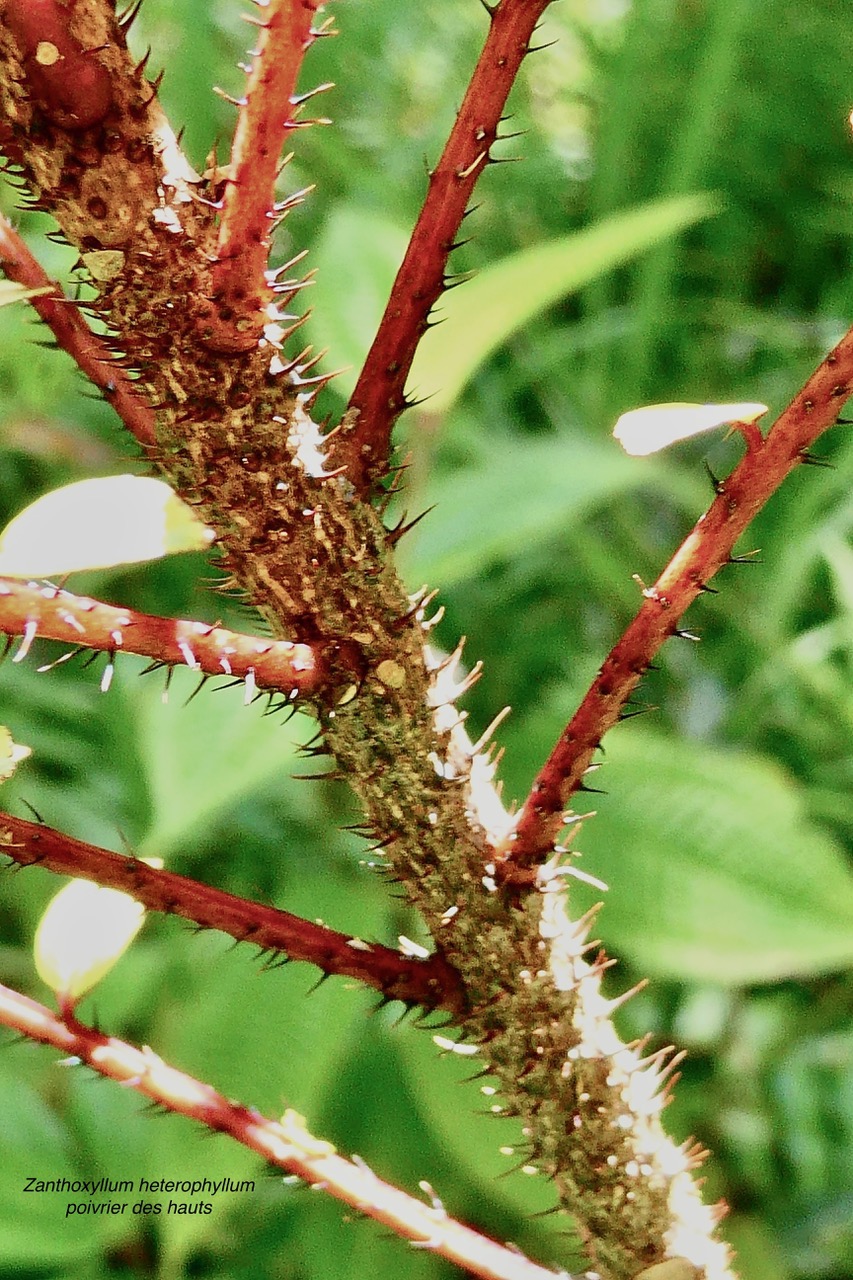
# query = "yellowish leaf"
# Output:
<box><xmin>0</xmin><ymin>725</ymin><xmax>30</xmax><ymax>782</ymax></box>
<box><xmin>34</xmin><ymin>858</ymin><xmax>163</xmax><ymax>1004</ymax></box>
<box><xmin>0</xmin><ymin>280</ymin><xmax>52</xmax><ymax>308</ymax></box>
<box><xmin>613</xmin><ymin>402</ymin><xmax>768</xmax><ymax>456</ymax></box>
<box><xmin>0</xmin><ymin>475</ymin><xmax>215</xmax><ymax>578</ymax></box>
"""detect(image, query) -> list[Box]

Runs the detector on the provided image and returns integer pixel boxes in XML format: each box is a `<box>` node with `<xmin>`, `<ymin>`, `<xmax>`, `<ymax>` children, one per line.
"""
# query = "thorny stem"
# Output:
<box><xmin>334</xmin><ymin>0</ymin><xmax>554</xmax><ymax>493</ymax></box>
<box><xmin>0</xmin><ymin>2</ymin><xmax>735</xmax><ymax>1276</ymax></box>
<box><xmin>0</xmin><ymin>2</ymin><xmax>822</xmax><ymax>1276</ymax></box>
<box><xmin>500</xmin><ymin>331</ymin><xmax>853</xmax><ymax>874</ymax></box>
<box><xmin>0</xmin><ymin>981</ymin><xmax>563</xmax><ymax>1280</ymax></box>
<box><xmin>0</xmin><ymin>0</ymin><xmax>734</xmax><ymax>1273</ymax></box>
<box><xmin>0</xmin><ymin>211</ymin><xmax>156</xmax><ymax>449</ymax></box>
<box><xmin>0</xmin><ymin>578</ymin><xmax>328</xmax><ymax>697</ymax></box>
<box><xmin>207</xmin><ymin>0</ymin><xmax>324</xmax><ymax>354</ymax></box>
<box><xmin>0</xmin><ymin>814</ymin><xmax>465</xmax><ymax>1009</ymax></box>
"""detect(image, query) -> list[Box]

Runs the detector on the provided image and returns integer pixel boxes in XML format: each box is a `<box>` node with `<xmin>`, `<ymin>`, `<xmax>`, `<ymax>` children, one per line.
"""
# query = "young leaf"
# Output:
<box><xmin>613</xmin><ymin>401</ymin><xmax>768</xmax><ymax>456</ymax></box>
<box><xmin>0</xmin><ymin>725</ymin><xmax>30</xmax><ymax>782</ymax></box>
<box><xmin>0</xmin><ymin>475</ymin><xmax>215</xmax><ymax>578</ymax></box>
<box><xmin>34</xmin><ymin>858</ymin><xmax>162</xmax><ymax>1006</ymax></box>
<box><xmin>0</xmin><ymin>280</ymin><xmax>52</xmax><ymax>307</ymax></box>
<box><xmin>406</xmin><ymin>193</ymin><xmax>721</xmax><ymax>414</ymax></box>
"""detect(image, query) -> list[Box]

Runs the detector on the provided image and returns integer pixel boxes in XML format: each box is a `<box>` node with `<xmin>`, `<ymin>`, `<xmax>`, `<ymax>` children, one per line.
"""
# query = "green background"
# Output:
<box><xmin>0</xmin><ymin>0</ymin><xmax>852</xmax><ymax>1276</ymax></box>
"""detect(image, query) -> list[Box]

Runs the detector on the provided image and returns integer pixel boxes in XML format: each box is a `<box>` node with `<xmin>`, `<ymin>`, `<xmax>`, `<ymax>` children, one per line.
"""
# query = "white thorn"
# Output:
<box><xmin>13</xmin><ymin>619</ymin><xmax>38</xmax><ymax>663</ymax></box>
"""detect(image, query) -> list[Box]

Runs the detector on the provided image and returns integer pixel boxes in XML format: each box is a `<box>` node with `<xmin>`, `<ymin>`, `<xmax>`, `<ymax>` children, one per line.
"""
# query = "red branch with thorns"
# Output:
<box><xmin>498</xmin><ymin>330</ymin><xmax>853</xmax><ymax>876</ymax></box>
<box><xmin>0</xmin><ymin>578</ymin><xmax>327</xmax><ymax>696</ymax></box>
<box><xmin>206</xmin><ymin>0</ymin><xmax>325</xmax><ymax>353</ymax></box>
<box><xmin>0</xmin><ymin>213</ymin><xmax>157</xmax><ymax>450</ymax></box>
<box><xmin>335</xmin><ymin>0</ymin><xmax>553</xmax><ymax>493</ymax></box>
<box><xmin>0</xmin><ymin>982</ymin><xmax>558</xmax><ymax>1280</ymax></box>
<box><xmin>0</xmin><ymin>813</ymin><xmax>465</xmax><ymax>1010</ymax></box>
<box><xmin>2</xmin><ymin>0</ymin><xmax>833</xmax><ymax>1271</ymax></box>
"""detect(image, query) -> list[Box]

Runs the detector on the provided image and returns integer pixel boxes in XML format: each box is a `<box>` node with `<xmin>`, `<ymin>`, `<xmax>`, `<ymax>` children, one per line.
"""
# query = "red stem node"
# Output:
<box><xmin>3</xmin><ymin>0</ymin><xmax>114</xmax><ymax>129</ymax></box>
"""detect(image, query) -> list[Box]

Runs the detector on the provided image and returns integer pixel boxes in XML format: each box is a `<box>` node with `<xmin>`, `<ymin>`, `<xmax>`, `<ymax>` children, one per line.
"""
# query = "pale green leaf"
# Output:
<box><xmin>407</xmin><ymin>193</ymin><xmax>721</xmax><ymax>414</ymax></box>
<box><xmin>34</xmin><ymin>878</ymin><xmax>147</xmax><ymax>1003</ymax></box>
<box><xmin>614</xmin><ymin>401</ymin><xmax>768</xmax><ymax>455</ymax></box>
<box><xmin>569</xmin><ymin>728</ymin><xmax>853</xmax><ymax>983</ymax></box>
<box><xmin>0</xmin><ymin>280</ymin><xmax>52</xmax><ymax>308</ymax></box>
<box><xmin>0</xmin><ymin>724</ymin><xmax>30</xmax><ymax>782</ymax></box>
<box><xmin>0</xmin><ymin>475</ymin><xmax>214</xmax><ymax>578</ymax></box>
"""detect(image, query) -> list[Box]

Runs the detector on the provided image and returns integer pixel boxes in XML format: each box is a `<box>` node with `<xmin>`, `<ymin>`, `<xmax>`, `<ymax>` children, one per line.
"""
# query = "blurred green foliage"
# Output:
<box><xmin>0</xmin><ymin>0</ymin><xmax>852</xmax><ymax>1277</ymax></box>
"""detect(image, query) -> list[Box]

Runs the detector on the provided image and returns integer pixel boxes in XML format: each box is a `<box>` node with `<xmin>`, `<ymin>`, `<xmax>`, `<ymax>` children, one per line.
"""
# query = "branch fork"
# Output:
<box><xmin>2</xmin><ymin>1</ymin><xmax>847</xmax><ymax>1277</ymax></box>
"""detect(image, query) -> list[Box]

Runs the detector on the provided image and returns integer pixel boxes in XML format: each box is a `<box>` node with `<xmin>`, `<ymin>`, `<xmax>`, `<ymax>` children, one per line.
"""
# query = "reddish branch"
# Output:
<box><xmin>0</xmin><ymin>213</ymin><xmax>156</xmax><ymax>450</ymax></box>
<box><xmin>2</xmin><ymin>0</ymin><xmax>116</xmax><ymax>130</ymax></box>
<box><xmin>335</xmin><ymin>0</ymin><xmax>554</xmax><ymax>493</ymax></box>
<box><xmin>207</xmin><ymin>0</ymin><xmax>324</xmax><ymax>353</ymax></box>
<box><xmin>498</xmin><ymin>331</ymin><xmax>853</xmax><ymax>875</ymax></box>
<box><xmin>0</xmin><ymin>812</ymin><xmax>465</xmax><ymax>1011</ymax></box>
<box><xmin>0</xmin><ymin>578</ymin><xmax>327</xmax><ymax>696</ymax></box>
<box><xmin>0</xmin><ymin>982</ymin><xmax>560</xmax><ymax>1280</ymax></box>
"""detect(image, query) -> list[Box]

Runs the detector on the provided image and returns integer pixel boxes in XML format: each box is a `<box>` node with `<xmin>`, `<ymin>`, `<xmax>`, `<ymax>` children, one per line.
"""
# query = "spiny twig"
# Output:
<box><xmin>0</xmin><ymin>980</ymin><xmax>562</xmax><ymax>1280</ymax></box>
<box><xmin>0</xmin><ymin>5</ymin><xmax>739</xmax><ymax>1276</ymax></box>
<box><xmin>334</xmin><ymin>0</ymin><xmax>555</xmax><ymax>493</ymax></box>
<box><xmin>206</xmin><ymin>0</ymin><xmax>327</xmax><ymax>354</ymax></box>
<box><xmin>498</xmin><ymin>333</ymin><xmax>853</xmax><ymax>876</ymax></box>
<box><xmin>0</xmin><ymin>578</ymin><xmax>328</xmax><ymax>697</ymax></box>
<box><xmin>0</xmin><ymin>813</ymin><xmax>465</xmax><ymax>1011</ymax></box>
<box><xmin>0</xmin><ymin>212</ymin><xmax>156</xmax><ymax>450</ymax></box>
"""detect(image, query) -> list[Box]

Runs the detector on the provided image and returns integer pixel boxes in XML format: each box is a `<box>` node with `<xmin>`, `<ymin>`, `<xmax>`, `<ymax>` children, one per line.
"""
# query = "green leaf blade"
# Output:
<box><xmin>407</xmin><ymin>193</ymin><xmax>722</xmax><ymax>414</ymax></box>
<box><xmin>571</xmin><ymin>728</ymin><xmax>853</xmax><ymax>984</ymax></box>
